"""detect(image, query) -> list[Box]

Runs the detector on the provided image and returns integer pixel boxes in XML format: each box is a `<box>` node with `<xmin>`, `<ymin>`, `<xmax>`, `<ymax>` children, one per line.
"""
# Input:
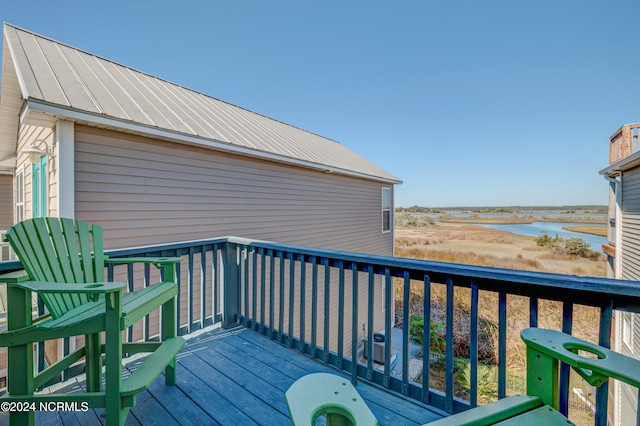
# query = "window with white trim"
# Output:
<box><xmin>15</xmin><ymin>167</ymin><xmax>24</xmax><ymax>222</ymax></box>
<box><xmin>382</xmin><ymin>188</ymin><xmax>392</xmax><ymax>232</ymax></box>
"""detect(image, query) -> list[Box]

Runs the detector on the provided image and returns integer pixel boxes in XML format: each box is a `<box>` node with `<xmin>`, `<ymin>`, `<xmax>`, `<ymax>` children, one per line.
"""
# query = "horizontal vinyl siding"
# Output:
<box><xmin>74</xmin><ymin>125</ymin><xmax>393</xmax><ymax>255</ymax></box>
<box><xmin>74</xmin><ymin>126</ymin><xmax>393</xmax><ymax>352</ymax></box>
<box><xmin>0</xmin><ymin>175</ymin><xmax>12</xmax><ymax>229</ymax></box>
<box><xmin>620</xmin><ymin>167</ymin><xmax>640</xmax><ymax>424</ymax></box>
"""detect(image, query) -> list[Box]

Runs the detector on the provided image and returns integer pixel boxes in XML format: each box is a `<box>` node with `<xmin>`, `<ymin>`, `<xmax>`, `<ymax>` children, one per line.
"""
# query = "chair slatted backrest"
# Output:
<box><xmin>5</xmin><ymin>218</ymin><xmax>106</xmax><ymax>318</ymax></box>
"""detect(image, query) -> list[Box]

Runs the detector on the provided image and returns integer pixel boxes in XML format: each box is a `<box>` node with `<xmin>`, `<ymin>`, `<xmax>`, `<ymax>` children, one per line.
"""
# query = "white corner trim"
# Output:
<box><xmin>56</xmin><ymin>120</ymin><xmax>74</xmax><ymax>219</ymax></box>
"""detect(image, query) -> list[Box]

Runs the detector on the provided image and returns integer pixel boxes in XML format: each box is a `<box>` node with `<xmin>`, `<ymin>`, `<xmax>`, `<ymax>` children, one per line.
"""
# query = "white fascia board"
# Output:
<box><xmin>4</xmin><ymin>26</ymin><xmax>29</xmax><ymax>99</ymax></box>
<box><xmin>600</xmin><ymin>150</ymin><xmax>640</xmax><ymax>176</ymax></box>
<box><xmin>25</xmin><ymin>99</ymin><xmax>402</xmax><ymax>185</ymax></box>
<box><xmin>0</xmin><ymin>155</ymin><xmax>16</xmax><ymax>170</ymax></box>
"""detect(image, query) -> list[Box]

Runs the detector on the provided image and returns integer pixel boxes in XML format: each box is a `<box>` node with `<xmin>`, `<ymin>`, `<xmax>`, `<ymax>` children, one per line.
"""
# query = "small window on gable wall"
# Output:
<box><xmin>382</xmin><ymin>188</ymin><xmax>392</xmax><ymax>233</ymax></box>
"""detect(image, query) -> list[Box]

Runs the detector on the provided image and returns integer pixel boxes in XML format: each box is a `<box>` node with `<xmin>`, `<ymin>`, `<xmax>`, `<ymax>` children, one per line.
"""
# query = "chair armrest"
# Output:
<box><xmin>521</xmin><ymin>327</ymin><xmax>640</xmax><ymax>388</ymax></box>
<box><xmin>0</xmin><ymin>270</ymin><xmax>30</xmax><ymax>284</ymax></box>
<box><xmin>104</xmin><ymin>257</ymin><xmax>182</xmax><ymax>269</ymax></box>
<box><xmin>12</xmin><ymin>281</ymin><xmax>127</xmax><ymax>294</ymax></box>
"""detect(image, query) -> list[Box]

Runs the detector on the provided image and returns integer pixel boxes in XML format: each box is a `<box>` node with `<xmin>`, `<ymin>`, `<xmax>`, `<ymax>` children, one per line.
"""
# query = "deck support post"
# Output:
<box><xmin>222</xmin><ymin>241</ymin><xmax>241</xmax><ymax>328</ymax></box>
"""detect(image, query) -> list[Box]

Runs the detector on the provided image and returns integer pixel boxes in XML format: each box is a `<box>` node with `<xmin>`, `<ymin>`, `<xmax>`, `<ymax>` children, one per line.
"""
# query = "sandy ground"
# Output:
<box><xmin>396</xmin><ymin>223</ymin><xmax>607</xmax><ymax>277</ymax></box>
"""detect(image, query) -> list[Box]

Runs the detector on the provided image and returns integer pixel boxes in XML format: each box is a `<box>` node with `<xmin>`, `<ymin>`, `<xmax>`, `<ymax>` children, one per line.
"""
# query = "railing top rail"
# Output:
<box><xmin>2</xmin><ymin>235</ymin><xmax>639</xmax><ymax>311</ymax></box>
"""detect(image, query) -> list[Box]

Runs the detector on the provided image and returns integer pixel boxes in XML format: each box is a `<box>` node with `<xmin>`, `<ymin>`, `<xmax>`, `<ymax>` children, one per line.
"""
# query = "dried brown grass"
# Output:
<box><xmin>394</xmin><ymin>225</ymin><xmax>604</xmax><ymax>374</ymax></box>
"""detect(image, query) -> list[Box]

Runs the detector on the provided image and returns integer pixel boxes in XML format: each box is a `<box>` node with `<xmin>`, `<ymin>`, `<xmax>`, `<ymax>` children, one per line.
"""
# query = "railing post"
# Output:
<box><xmin>222</xmin><ymin>241</ymin><xmax>242</xmax><ymax>329</ymax></box>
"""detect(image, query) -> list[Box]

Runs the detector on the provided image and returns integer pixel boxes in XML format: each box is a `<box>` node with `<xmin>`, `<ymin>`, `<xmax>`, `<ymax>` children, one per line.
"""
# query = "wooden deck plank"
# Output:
<box><xmin>0</xmin><ymin>326</ymin><xmax>444</xmax><ymax>425</ymax></box>
<box><xmin>191</xmin><ymin>345</ymin><xmax>292</xmax><ymax>418</ymax></box>
<box><xmin>180</xmin><ymin>350</ymin><xmax>290</xmax><ymax>425</ymax></box>
<box><xmin>142</xmin><ymin>371</ymin><xmax>220</xmax><ymax>425</ymax></box>
<box><xmin>160</xmin><ymin>358</ymin><xmax>251</xmax><ymax>425</ymax></box>
<box><xmin>234</xmin><ymin>329</ymin><xmax>442</xmax><ymax>425</ymax></box>
<box><xmin>128</xmin><ymin>387</ymin><xmax>176</xmax><ymax>425</ymax></box>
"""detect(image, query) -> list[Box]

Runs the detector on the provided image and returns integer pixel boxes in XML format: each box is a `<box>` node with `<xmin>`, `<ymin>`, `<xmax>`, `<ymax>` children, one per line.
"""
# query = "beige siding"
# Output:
<box><xmin>74</xmin><ymin>125</ymin><xmax>393</xmax><ymax>352</ymax></box>
<box><xmin>74</xmin><ymin>125</ymin><xmax>393</xmax><ymax>255</ymax></box>
<box><xmin>0</xmin><ymin>174</ymin><xmax>12</xmax><ymax>229</ymax></box>
<box><xmin>16</xmin><ymin>125</ymin><xmax>56</xmax><ymax>219</ymax></box>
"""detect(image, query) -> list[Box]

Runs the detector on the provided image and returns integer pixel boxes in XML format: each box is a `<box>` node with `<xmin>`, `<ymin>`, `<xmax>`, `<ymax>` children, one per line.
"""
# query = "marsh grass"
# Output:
<box><xmin>395</xmin><ymin>247</ymin><xmax>543</xmax><ymax>271</ymax></box>
<box><xmin>394</xmin><ymin>229</ymin><xmax>603</xmax><ymax>421</ymax></box>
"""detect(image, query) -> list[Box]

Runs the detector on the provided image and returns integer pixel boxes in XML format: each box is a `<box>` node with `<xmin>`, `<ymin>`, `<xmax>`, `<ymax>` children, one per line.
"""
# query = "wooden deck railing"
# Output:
<box><xmin>1</xmin><ymin>236</ymin><xmax>639</xmax><ymax>425</ymax></box>
<box><xmin>610</xmin><ymin>123</ymin><xmax>640</xmax><ymax>164</ymax></box>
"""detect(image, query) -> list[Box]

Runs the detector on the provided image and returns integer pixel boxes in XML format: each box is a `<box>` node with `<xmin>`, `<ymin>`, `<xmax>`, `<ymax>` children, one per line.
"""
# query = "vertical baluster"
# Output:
<box><xmin>269</xmin><ymin>250</ymin><xmax>275</xmax><ymax>340</ymax></box>
<box><xmin>323</xmin><ymin>258</ymin><xmax>331</xmax><ymax>363</ymax></box>
<box><xmin>402</xmin><ymin>270</ymin><xmax>410</xmax><ymax>395</ymax></box>
<box><xmin>144</xmin><ymin>262</ymin><xmax>151</xmax><ymax>341</ymax></box>
<box><xmin>300</xmin><ymin>254</ymin><xmax>306</xmax><ymax>350</ymax></box>
<box><xmin>529</xmin><ymin>292</ymin><xmax>538</xmax><ymax>328</ymax></box>
<box><xmin>212</xmin><ymin>245</ymin><xmax>219</xmax><ymax>324</ymax></box>
<box><xmin>311</xmin><ymin>257</ymin><xmax>318</xmax><ymax>358</ymax></box>
<box><xmin>422</xmin><ymin>274</ymin><xmax>431</xmax><ymax>404</ymax></box>
<box><xmin>288</xmin><ymin>252</ymin><xmax>295</xmax><ymax>348</ymax></box>
<box><xmin>252</xmin><ymin>249</ymin><xmax>258</xmax><ymax>331</ymax></box>
<box><xmin>366</xmin><ymin>266</ymin><xmax>375</xmax><ymax>381</ymax></box>
<box><xmin>470</xmin><ymin>280</ymin><xmax>479</xmax><ymax>408</ymax></box>
<box><xmin>445</xmin><ymin>277</ymin><xmax>454</xmax><ymax>413</ymax></box>
<box><xmin>595</xmin><ymin>301</ymin><xmax>613</xmax><ymax>426</ymax></box>
<box><xmin>107</xmin><ymin>263</ymin><xmax>114</xmax><ymax>281</ymax></box>
<box><xmin>279</xmin><ymin>252</ymin><xmax>285</xmax><ymax>343</ymax></box>
<box><xmin>498</xmin><ymin>287</ymin><xmax>507</xmax><ymax>399</ymax></box>
<box><xmin>200</xmin><ymin>247</ymin><xmax>207</xmax><ymax>328</ymax></box>
<box><xmin>337</xmin><ymin>260</ymin><xmax>345</xmax><ymax>370</ymax></box>
<box><xmin>239</xmin><ymin>246</ymin><xmax>246</xmax><ymax>326</ymax></box>
<box><xmin>383</xmin><ymin>267</ymin><xmax>392</xmax><ymax>388</ymax></box>
<box><xmin>559</xmin><ymin>301</ymin><xmax>573</xmax><ymax>416</ymax></box>
<box><xmin>351</xmin><ymin>262</ymin><xmax>359</xmax><ymax>385</ymax></box>
<box><xmin>188</xmin><ymin>247</ymin><xmax>194</xmax><ymax>333</ymax></box>
<box><xmin>173</xmin><ymin>251</ymin><xmax>182</xmax><ymax>335</ymax></box>
<box><xmin>127</xmin><ymin>262</ymin><xmax>135</xmax><ymax>341</ymax></box>
<box><xmin>260</xmin><ymin>248</ymin><xmax>266</xmax><ymax>334</ymax></box>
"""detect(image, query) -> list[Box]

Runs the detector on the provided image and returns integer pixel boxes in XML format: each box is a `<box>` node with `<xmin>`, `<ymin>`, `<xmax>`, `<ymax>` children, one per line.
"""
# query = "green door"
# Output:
<box><xmin>32</xmin><ymin>156</ymin><xmax>47</xmax><ymax>218</ymax></box>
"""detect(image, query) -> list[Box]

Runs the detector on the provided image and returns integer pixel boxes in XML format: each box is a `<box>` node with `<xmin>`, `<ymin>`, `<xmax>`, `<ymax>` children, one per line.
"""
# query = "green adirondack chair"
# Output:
<box><xmin>287</xmin><ymin>328</ymin><xmax>640</xmax><ymax>425</ymax></box>
<box><xmin>0</xmin><ymin>217</ymin><xmax>186</xmax><ymax>426</ymax></box>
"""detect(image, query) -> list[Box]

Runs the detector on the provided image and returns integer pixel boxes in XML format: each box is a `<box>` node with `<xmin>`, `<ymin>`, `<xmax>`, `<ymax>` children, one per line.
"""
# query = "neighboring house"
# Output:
<box><xmin>599</xmin><ymin>122</ymin><xmax>640</xmax><ymax>426</ymax></box>
<box><xmin>0</xmin><ymin>24</ymin><xmax>401</xmax><ymax>380</ymax></box>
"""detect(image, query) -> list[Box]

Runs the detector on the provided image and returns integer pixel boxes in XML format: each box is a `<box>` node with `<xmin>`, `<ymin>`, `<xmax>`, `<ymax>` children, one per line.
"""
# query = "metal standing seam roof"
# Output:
<box><xmin>0</xmin><ymin>23</ymin><xmax>401</xmax><ymax>183</ymax></box>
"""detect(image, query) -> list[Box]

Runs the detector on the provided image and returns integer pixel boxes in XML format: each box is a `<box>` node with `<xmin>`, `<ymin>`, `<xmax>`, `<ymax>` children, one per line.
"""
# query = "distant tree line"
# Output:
<box><xmin>396</xmin><ymin>206</ymin><xmax>443</xmax><ymax>213</ymax></box>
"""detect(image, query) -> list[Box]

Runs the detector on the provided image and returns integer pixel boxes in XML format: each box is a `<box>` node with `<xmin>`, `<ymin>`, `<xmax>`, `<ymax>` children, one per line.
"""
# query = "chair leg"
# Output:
<box><xmin>526</xmin><ymin>345</ymin><xmax>559</xmax><ymax>408</ymax></box>
<box><xmin>7</xmin><ymin>343</ymin><xmax>35</xmax><ymax>426</ymax></box>
<box><xmin>85</xmin><ymin>333</ymin><xmax>102</xmax><ymax>392</ymax></box>
<box><xmin>162</xmin><ymin>263</ymin><xmax>178</xmax><ymax>386</ymax></box>
<box><xmin>7</xmin><ymin>284</ymin><xmax>35</xmax><ymax>425</ymax></box>
<box><xmin>104</xmin><ymin>291</ymin><xmax>124</xmax><ymax>426</ymax></box>
<box><xmin>162</xmin><ymin>297</ymin><xmax>178</xmax><ymax>386</ymax></box>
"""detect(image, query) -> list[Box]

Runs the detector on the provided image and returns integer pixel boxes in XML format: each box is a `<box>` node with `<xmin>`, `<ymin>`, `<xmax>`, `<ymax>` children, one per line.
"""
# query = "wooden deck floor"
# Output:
<box><xmin>0</xmin><ymin>327</ymin><xmax>444</xmax><ymax>425</ymax></box>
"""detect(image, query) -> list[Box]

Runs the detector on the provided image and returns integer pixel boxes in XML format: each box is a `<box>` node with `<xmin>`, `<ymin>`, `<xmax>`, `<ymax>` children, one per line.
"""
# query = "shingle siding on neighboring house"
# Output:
<box><xmin>74</xmin><ymin>125</ymin><xmax>393</xmax><ymax>254</ymax></box>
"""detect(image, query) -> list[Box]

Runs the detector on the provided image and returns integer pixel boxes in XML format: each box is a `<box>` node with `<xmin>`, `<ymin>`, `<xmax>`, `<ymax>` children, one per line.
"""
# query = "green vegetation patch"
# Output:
<box><xmin>535</xmin><ymin>232</ymin><xmax>599</xmax><ymax>259</ymax></box>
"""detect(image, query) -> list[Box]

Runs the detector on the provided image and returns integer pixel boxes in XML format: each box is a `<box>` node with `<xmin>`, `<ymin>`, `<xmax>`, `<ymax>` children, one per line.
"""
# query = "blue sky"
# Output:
<box><xmin>2</xmin><ymin>1</ymin><xmax>638</xmax><ymax>207</ymax></box>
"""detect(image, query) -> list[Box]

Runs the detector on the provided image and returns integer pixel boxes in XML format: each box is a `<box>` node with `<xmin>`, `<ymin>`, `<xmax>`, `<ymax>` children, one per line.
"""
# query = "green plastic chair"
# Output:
<box><xmin>0</xmin><ymin>217</ymin><xmax>186</xmax><ymax>426</ymax></box>
<box><xmin>286</xmin><ymin>373</ymin><xmax>378</xmax><ymax>425</ymax></box>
